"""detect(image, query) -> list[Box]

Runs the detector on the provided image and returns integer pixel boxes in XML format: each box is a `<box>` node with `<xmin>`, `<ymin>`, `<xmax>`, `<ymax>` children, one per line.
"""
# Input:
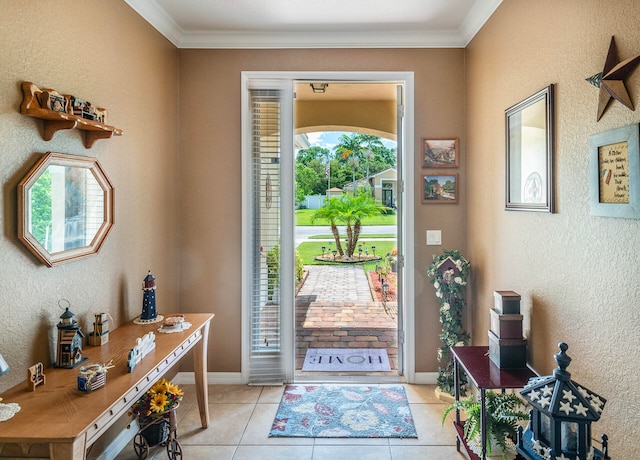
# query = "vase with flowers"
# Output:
<box><xmin>131</xmin><ymin>378</ymin><xmax>183</xmax><ymax>446</ymax></box>
<box><xmin>427</xmin><ymin>249</ymin><xmax>471</xmax><ymax>398</ymax></box>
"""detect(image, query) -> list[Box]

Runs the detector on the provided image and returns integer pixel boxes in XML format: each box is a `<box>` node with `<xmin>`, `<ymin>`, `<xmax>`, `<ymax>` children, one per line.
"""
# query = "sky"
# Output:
<box><xmin>304</xmin><ymin>131</ymin><xmax>397</xmax><ymax>151</ymax></box>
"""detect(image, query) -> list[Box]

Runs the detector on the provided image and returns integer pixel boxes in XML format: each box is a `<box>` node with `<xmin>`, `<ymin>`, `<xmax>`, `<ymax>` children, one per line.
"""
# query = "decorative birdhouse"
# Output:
<box><xmin>140</xmin><ymin>270</ymin><xmax>158</xmax><ymax>321</ymax></box>
<box><xmin>88</xmin><ymin>313</ymin><xmax>110</xmax><ymax>346</ymax></box>
<box><xmin>56</xmin><ymin>307</ymin><xmax>86</xmax><ymax>368</ymax></box>
<box><xmin>517</xmin><ymin>343</ymin><xmax>610</xmax><ymax>460</ymax></box>
<box><xmin>436</xmin><ymin>256</ymin><xmax>461</xmax><ymax>283</ymax></box>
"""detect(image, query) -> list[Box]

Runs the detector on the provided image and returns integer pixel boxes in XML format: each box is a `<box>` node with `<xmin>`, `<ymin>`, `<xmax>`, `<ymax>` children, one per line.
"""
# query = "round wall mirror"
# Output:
<box><xmin>18</xmin><ymin>152</ymin><xmax>114</xmax><ymax>267</ymax></box>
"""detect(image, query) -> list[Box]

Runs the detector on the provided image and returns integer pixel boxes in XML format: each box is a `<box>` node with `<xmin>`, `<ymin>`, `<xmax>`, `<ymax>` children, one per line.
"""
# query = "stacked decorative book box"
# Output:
<box><xmin>488</xmin><ymin>290</ymin><xmax>527</xmax><ymax>368</ymax></box>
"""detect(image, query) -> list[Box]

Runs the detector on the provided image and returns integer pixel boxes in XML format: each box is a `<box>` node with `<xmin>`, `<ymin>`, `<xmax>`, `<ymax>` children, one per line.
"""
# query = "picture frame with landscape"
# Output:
<box><xmin>422</xmin><ymin>138</ymin><xmax>458</xmax><ymax>168</ymax></box>
<box><xmin>422</xmin><ymin>173</ymin><xmax>458</xmax><ymax>204</ymax></box>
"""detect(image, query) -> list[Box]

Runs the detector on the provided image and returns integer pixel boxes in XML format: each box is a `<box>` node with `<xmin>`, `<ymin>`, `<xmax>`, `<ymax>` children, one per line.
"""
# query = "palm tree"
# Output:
<box><xmin>362</xmin><ymin>149</ymin><xmax>374</xmax><ymax>188</ymax></box>
<box><xmin>346</xmin><ymin>155</ymin><xmax>360</xmax><ymax>182</ymax></box>
<box><xmin>312</xmin><ymin>190</ymin><xmax>388</xmax><ymax>258</ymax></box>
<box><xmin>335</xmin><ymin>134</ymin><xmax>386</xmax><ymax>189</ymax></box>
<box><xmin>334</xmin><ymin>133</ymin><xmax>364</xmax><ymax>161</ymax></box>
<box><xmin>311</xmin><ymin>196</ymin><xmax>345</xmax><ymax>255</ymax></box>
<box><xmin>336</xmin><ymin>191</ymin><xmax>387</xmax><ymax>257</ymax></box>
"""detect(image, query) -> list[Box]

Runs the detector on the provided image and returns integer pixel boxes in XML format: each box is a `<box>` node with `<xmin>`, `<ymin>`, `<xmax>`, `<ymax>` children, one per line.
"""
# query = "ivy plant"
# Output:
<box><xmin>427</xmin><ymin>249</ymin><xmax>471</xmax><ymax>395</ymax></box>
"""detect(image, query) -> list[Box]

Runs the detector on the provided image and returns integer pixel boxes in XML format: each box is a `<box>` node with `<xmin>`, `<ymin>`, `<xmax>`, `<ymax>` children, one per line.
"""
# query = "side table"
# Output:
<box><xmin>451</xmin><ymin>346</ymin><xmax>537</xmax><ymax>460</ymax></box>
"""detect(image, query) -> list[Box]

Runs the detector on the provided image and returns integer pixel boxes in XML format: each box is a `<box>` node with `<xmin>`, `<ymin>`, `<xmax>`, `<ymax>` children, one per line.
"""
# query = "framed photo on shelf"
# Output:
<box><xmin>422</xmin><ymin>173</ymin><xmax>458</xmax><ymax>204</ymax></box>
<box><xmin>589</xmin><ymin>123</ymin><xmax>640</xmax><ymax>218</ymax></box>
<box><xmin>422</xmin><ymin>138</ymin><xmax>458</xmax><ymax>168</ymax></box>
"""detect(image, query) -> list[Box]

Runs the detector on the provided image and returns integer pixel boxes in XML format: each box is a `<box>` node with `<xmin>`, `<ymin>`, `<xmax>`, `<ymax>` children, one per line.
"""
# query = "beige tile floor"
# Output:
<box><xmin>116</xmin><ymin>384</ymin><xmax>461</xmax><ymax>460</ymax></box>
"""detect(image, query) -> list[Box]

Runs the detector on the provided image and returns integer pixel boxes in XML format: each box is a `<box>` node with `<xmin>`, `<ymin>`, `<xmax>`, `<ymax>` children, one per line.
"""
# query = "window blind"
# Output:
<box><xmin>248</xmin><ymin>89</ymin><xmax>285</xmax><ymax>384</ymax></box>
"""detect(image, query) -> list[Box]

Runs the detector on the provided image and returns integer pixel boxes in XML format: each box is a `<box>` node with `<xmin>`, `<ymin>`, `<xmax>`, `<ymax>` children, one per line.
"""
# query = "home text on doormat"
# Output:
<box><xmin>302</xmin><ymin>348</ymin><xmax>391</xmax><ymax>372</ymax></box>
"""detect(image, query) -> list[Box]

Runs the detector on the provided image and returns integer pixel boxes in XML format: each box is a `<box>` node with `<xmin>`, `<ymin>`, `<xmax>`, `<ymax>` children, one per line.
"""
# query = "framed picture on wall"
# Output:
<box><xmin>422</xmin><ymin>138</ymin><xmax>459</xmax><ymax>168</ymax></box>
<box><xmin>589</xmin><ymin>123</ymin><xmax>640</xmax><ymax>218</ymax></box>
<box><xmin>422</xmin><ymin>173</ymin><xmax>458</xmax><ymax>204</ymax></box>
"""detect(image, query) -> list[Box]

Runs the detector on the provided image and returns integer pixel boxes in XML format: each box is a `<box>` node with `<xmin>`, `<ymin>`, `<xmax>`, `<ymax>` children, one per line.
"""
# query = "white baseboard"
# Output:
<box><xmin>412</xmin><ymin>372</ymin><xmax>438</xmax><ymax>385</ymax></box>
<box><xmin>173</xmin><ymin>371</ymin><xmax>243</xmax><ymax>385</ymax></box>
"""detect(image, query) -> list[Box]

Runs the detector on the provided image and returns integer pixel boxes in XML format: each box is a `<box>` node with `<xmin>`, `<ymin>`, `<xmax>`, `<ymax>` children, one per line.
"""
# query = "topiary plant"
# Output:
<box><xmin>427</xmin><ymin>249</ymin><xmax>471</xmax><ymax>396</ymax></box>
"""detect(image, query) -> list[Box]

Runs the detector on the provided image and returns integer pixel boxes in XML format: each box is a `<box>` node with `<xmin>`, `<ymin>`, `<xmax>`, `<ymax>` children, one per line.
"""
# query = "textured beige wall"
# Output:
<box><xmin>178</xmin><ymin>49</ymin><xmax>467</xmax><ymax>373</ymax></box>
<box><xmin>466</xmin><ymin>1</ymin><xmax>640</xmax><ymax>455</ymax></box>
<box><xmin>0</xmin><ymin>1</ymin><xmax>180</xmax><ymax>392</ymax></box>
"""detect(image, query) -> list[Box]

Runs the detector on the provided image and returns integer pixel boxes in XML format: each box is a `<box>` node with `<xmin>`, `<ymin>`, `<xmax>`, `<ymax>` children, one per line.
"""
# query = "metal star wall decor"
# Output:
<box><xmin>586</xmin><ymin>36</ymin><xmax>640</xmax><ymax>121</ymax></box>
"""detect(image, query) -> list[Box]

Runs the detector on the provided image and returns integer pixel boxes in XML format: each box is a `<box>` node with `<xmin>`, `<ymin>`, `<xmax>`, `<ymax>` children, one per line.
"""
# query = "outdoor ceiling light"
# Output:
<box><xmin>310</xmin><ymin>83</ymin><xmax>328</xmax><ymax>93</ymax></box>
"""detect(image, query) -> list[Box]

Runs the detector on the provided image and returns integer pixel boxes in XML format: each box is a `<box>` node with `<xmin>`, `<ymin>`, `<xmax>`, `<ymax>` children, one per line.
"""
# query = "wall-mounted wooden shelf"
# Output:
<box><xmin>20</xmin><ymin>82</ymin><xmax>123</xmax><ymax>148</ymax></box>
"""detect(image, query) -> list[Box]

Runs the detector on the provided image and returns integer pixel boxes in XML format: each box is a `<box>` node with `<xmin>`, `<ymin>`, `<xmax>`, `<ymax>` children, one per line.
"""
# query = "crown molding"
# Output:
<box><xmin>124</xmin><ymin>0</ymin><xmax>502</xmax><ymax>49</ymax></box>
<box><xmin>459</xmin><ymin>0</ymin><xmax>503</xmax><ymax>46</ymax></box>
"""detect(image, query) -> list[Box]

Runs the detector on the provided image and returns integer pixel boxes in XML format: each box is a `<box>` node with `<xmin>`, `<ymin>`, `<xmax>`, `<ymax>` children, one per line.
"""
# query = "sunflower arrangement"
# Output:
<box><xmin>131</xmin><ymin>379</ymin><xmax>183</xmax><ymax>419</ymax></box>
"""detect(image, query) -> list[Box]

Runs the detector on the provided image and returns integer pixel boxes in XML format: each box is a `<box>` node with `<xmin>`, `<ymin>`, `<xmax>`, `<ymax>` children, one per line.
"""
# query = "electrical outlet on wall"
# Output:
<box><xmin>426</xmin><ymin>230</ymin><xmax>441</xmax><ymax>245</ymax></box>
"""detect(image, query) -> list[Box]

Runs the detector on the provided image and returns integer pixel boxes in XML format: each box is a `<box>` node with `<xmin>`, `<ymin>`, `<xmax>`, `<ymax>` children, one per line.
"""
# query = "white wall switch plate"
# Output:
<box><xmin>426</xmin><ymin>230</ymin><xmax>442</xmax><ymax>245</ymax></box>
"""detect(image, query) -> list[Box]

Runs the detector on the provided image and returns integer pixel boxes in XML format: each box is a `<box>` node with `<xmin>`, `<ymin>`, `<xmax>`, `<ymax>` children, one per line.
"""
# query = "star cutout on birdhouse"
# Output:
<box><xmin>586</xmin><ymin>36</ymin><xmax>640</xmax><ymax>121</ymax></box>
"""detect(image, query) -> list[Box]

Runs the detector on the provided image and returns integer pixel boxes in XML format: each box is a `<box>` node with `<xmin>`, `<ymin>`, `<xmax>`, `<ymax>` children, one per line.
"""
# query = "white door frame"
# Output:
<box><xmin>241</xmin><ymin>71</ymin><xmax>416</xmax><ymax>384</ymax></box>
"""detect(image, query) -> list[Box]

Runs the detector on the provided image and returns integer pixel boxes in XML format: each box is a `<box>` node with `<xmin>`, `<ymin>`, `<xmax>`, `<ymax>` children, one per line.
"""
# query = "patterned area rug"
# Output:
<box><xmin>269</xmin><ymin>385</ymin><xmax>417</xmax><ymax>438</ymax></box>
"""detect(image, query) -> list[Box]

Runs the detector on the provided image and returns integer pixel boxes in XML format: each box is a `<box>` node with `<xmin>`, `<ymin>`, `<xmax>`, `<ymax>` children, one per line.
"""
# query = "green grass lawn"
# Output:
<box><xmin>296</xmin><ymin>240</ymin><xmax>397</xmax><ymax>272</ymax></box>
<box><xmin>307</xmin><ymin>234</ymin><xmax>395</xmax><ymax>239</ymax></box>
<box><xmin>295</xmin><ymin>209</ymin><xmax>397</xmax><ymax>226</ymax></box>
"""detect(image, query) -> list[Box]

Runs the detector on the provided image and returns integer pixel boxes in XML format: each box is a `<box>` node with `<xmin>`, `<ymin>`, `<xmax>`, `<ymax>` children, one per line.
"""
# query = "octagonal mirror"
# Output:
<box><xmin>18</xmin><ymin>152</ymin><xmax>114</xmax><ymax>267</ymax></box>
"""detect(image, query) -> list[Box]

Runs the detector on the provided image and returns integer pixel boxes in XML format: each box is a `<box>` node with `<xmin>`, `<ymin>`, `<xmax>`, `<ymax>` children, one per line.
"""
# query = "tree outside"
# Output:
<box><xmin>29</xmin><ymin>169</ymin><xmax>52</xmax><ymax>250</ymax></box>
<box><xmin>311</xmin><ymin>189</ymin><xmax>389</xmax><ymax>260</ymax></box>
<box><xmin>295</xmin><ymin>133</ymin><xmax>396</xmax><ymax>207</ymax></box>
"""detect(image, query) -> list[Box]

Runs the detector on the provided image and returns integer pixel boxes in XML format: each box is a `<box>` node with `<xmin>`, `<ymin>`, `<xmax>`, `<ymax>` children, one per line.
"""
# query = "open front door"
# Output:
<box><xmin>243</xmin><ymin>71</ymin><xmax>415</xmax><ymax>384</ymax></box>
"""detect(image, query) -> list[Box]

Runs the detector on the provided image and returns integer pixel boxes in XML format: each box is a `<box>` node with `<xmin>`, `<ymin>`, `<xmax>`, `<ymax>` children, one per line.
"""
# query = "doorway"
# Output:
<box><xmin>241</xmin><ymin>72</ymin><xmax>416</xmax><ymax>385</ymax></box>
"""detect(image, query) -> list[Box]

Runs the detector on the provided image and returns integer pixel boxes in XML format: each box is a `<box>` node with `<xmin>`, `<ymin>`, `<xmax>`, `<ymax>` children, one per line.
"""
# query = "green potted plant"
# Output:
<box><xmin>427</xmin><ymin>249</ymin><xmax>471</xmax><ymax>398</ymax></box>
<box><xmin>442</xmin><ymin>391</ymin><xmax>529</xmax><ymax>460</ymax></box>
<box><xmin>265</xmin><ymin>245</ymin><xmax>305</xmax><ymax>302</ymax></box>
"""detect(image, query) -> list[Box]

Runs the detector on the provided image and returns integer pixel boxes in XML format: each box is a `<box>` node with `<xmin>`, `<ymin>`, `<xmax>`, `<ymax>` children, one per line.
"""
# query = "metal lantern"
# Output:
<box><xmin>517</xmin><ymin>343</ymin><xmax>610</xmax><ymax>460</ymax></box>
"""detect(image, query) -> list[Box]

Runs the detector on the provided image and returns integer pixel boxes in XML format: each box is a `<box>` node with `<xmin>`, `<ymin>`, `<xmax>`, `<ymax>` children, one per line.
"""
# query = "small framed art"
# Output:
<box><xmin>422</xmin><ymin>138</ymin><xmax>458</xmax><ymax>168</ymax></box>
<box><xmin>589</xmin><ymin>123</ymin><xmax>640</xmax><ymax>218</ymax></box>
<box><xmin>422</xmin><ymin>173</ymin><xmax>458</xmax><ymax>203</ymax></box>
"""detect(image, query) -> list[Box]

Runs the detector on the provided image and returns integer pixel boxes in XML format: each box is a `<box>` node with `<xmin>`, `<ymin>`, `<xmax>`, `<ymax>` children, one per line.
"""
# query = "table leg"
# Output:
<box><xmin>453</xmin><ymin>354</ymin><xmax>460</xmax><ymax>451</ymax></box>
<box><xmin>193</xmin><ymin>320</ymin><xmax>211</xmax><ymax>428</ymax></box>
<box><xmin>480</xmin><ymin>388</ymin><xmax>487</xmax><ymax>460</ymax></box>
<box><xmin>49</xmin><ymin>436</ymin><xmax>86</xmax><ymax>460</ymax></box>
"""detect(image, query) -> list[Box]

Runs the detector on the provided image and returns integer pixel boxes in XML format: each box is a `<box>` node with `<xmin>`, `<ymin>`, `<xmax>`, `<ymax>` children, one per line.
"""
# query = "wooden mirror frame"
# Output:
<box><xmin>18</xmin><ymin>152</ymin><xmax>114</xmax><ymax>267</ymax></box>
<box><xmin>505</xmin><ymin>84</ymin><xmax>555</xmax><ymax>212</ymax></box>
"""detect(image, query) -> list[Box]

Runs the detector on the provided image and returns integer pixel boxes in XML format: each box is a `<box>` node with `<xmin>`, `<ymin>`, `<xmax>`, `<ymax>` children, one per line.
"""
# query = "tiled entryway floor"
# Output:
<box><xmin>116</xmin><ymin>384</ymin><xmax>460</xmax><ymax>460</ymax></box>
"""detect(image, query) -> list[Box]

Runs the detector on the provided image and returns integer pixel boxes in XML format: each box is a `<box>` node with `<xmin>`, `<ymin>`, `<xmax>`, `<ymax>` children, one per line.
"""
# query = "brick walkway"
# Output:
<box><xmin>295</xmin><ymin>265</ymin><xmax>398</xmax><ymax>372</ymax></box>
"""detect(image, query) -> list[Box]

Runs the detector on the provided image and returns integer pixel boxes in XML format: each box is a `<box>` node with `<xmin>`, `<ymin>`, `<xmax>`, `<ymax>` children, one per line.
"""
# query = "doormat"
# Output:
<box><xmin>302</xmin><ymin>348</ymin><xmax>390</xmax><ymax>372</ymax></box>
<box><xmin>269</xmin><ymin>384</ymin><xmax>417</xmax><ymax>438</ymax></box>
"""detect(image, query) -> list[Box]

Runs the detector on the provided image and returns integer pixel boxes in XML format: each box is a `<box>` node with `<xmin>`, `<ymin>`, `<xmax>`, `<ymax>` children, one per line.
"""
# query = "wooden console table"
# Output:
<box><xmin>0</xmin><ymin>313</ymin><xmax>214</xmax><ymax>459</ymax></box>
<box><xmin>451</xmin><ymin>346</ymin><xmax>537</xmax><ymax>460</ymax></box>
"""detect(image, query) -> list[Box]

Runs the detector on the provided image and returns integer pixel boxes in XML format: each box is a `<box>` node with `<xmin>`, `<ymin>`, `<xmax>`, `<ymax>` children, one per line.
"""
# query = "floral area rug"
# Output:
<box><xmin>269</xmin><ymin>385</ymin><xmax>417</xmax><ymax>438</ymax></box>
